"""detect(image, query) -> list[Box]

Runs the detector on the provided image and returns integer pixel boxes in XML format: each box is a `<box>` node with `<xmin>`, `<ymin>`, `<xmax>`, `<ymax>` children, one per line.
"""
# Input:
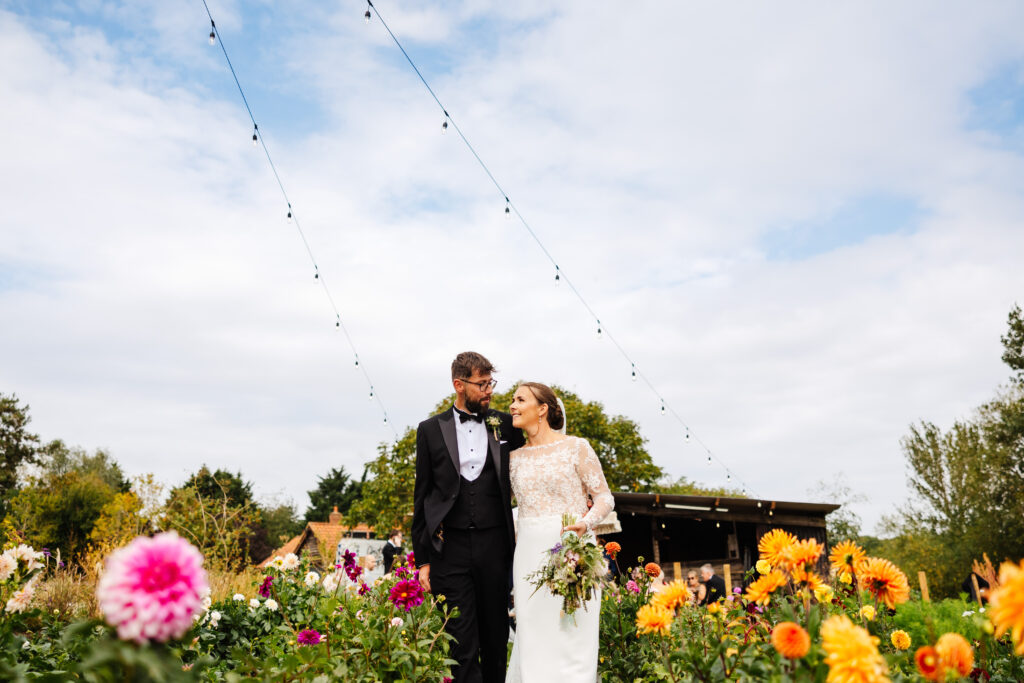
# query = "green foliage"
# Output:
<box><xmin>890</xmin><ymin>596</ymin><xmax>983</xmax><ymax>653</ymax></box>
<box><xmin>1001</xmin><ymin>303</ymin><xmax>1024</xmax><ymax>385</ymax></box>
<box><xmin>40</xmin><ymin>442</ymin><xmax>130</xmax><ymax>493</ymax></box>
<box><xmin>258</xmin><ymin>500</ymin><xmax>304</xmax><ymax>547</ymax></box>
<box><xmin>161</xmin><ymin>483</ymin><xmax>260</xmax><ymax>571</ymax></box>
<box><xmin>304</xmin><ymin>466</ymin><xmax>364</xmax><ymax>524</ymax></box>
<box><xmin>347</xmin><ymin>429</ymin><xmax>416</xmax><ymax>537</ymax></box>
<box><xmin>489</xmin><ymin>384</ymin><xmax>664</xmax><ymax>492</ymax></box>
<box><xmin>657</xmin><ymin>474</ymin><xmax>746</xmax><ymax>498</ymax></box>
<box><xmin>5</xmin><ymin>470</ymin><xmax>118</xmax><ymax>562</ymax></box>
<box><xmin>0</xmin><ymin>393</ymin><xmax>42</xmax><ymax>518</ymax></box>
<box><xmin>179</xmin><ymin>466</ymin><xmax>253</xmax><ymax>508</ymax></box>
<box><xmin>808</xmin><ymin>475</ymin><xmax>865</xmax><ymax>543</ymax></box>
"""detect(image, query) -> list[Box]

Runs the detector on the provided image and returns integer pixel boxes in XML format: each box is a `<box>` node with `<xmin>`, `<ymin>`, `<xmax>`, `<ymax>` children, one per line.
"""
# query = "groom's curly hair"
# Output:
<box><xmin>451</xmin><ymin>351</ymin><xmax>495</xmax><ymax>381</ymax></box>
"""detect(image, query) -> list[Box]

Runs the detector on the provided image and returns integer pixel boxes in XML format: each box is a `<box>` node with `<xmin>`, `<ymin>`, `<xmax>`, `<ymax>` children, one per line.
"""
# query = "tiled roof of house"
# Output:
<box><xmin>258</xmin><ymin>521</ymin><xmax>375</xmax><ymax>567</ymax></box>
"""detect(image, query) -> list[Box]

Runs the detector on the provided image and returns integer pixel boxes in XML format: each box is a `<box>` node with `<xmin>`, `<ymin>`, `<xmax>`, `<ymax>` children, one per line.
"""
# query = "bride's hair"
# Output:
<box><xmin>519</xmin><ymin>382</ymin><xmax>565</xmax><ymax>431</ymax></box>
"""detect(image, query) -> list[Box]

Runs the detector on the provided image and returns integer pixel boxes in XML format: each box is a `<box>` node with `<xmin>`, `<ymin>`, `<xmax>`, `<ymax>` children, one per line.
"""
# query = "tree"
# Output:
<box><xmin>1001</xmin><ymin>303</ymin><xmax>1024</xmax><ymax>385</ymax></box>
<box><xmin>347</xmin><ymin>384</ymin><xmax>664</xmax><ymax>537</ymax></box>
<box><xmin>0</xmin><ymin>393</ymin><xmax>41</xmax><ymax>517</ymax></box>
<box><xmin>260</xmin><ymin>499</ymin><xmax>304</xmax><ymax>546</ymax></box>
<box><xmin>39</xmin><ymin>441</ymin><xmax>130</xmax><ymax>492</ymax></box>
<box><xmin>347</xmin><ymin>429</ymin><xmax>416</xmax><ymax>537</ymax></box>
<box><xmin>181</xmin><ymin>466</ymin><xmax>254</xmax><ymax>507</ymax></box>
<box><xmin>304</xmin><ymin>466</ymin><xmax>365</xmax><ymax>524</ymax></box>
<box><xmin>806</xmin><ymin>475</ymin><xmax>866</xmax><ymax>544</ymax></box>
<box><xmin>657</xmin><ymin>474</ymin><xmax>746</xmax><ymax>498</ymax></box>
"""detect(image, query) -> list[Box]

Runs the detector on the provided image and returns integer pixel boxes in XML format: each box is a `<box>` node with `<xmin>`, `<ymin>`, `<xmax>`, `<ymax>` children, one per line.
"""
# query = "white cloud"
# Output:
<box><xmin>2</xmin><ymin>2</ymin><xmax>1024</xmax><ymax>533</ymax></box>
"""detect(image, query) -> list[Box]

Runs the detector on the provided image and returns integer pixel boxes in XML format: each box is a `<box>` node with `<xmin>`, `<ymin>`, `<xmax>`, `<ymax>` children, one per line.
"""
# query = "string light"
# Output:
<box><xmin>361</xmin><ymin>2</ymin><xmax>762</xmax><ymax>499</ymax></box>
<box><xmin>364</xmin><ymin>4</ymin><xmax>371</xmax><ymax>23</ymax></box>
<box><xmin>200</xmin><ymin>0</ymin><xmax>396</xmax><ymax>438</ymax></box>
<box><xmin>441</xmin><ymin>120</ymin><xmax>448</xmax><ymax>134</ymax></box>
<box><xmin>660</xmin><ymin>401</ymin><xmax>666</xmax><ymax>415</ymax></box>
<box><xmin>554</xmin><ymin>266</ymin><xmax>560</xmax><ymax>286</ymax></box>
<box><xmin>596</xmin><ymin>321</ymin><xmax>603</xmax><ymax>340</ymax></box>
<box><xmin>631</xmin><ymin>364</ymin><xmax>637</xmax><ymax>382</ymax></box>
<box><xmin>685</xmin><ymin>429</ymin><xmax>690</xmax><ymax>441</ymax></box>
<box><xmin>209</xmin><ymin>29</ymin><xmax>216</xmax><ymax>45</ymax></box>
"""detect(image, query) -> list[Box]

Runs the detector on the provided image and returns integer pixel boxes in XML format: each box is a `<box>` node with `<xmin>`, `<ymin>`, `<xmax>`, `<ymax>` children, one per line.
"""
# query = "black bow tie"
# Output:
<box><xmin>456</xmin><ymin>408</ymin><xmax>483</xmax><ymax>423</ymax></box>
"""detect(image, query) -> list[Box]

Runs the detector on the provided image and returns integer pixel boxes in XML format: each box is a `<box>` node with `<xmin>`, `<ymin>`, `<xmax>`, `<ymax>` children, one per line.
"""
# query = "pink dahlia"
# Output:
<box><xmin>297</xmin><ymin>629</ymin><xmax>322</xmax><ymax>646</ymax></box>
<box><xmin>97</xmin><ymin>532</ymin><xmax>208</xmax><ymax>643</ymax></box>
<box><xmin>389</xmin><ymin>578</ymin><xmax>425</xmax><ymax>612</ymax></box>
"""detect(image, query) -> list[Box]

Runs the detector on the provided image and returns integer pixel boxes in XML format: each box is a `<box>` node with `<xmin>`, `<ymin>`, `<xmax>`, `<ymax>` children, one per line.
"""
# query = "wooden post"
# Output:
<box><xmin>918</xmin><ymin>571</ymin><xmax>930</xmax><ymax>602</ymax></box>
<box><xmin>673</xmin><ymin>562</ymin><xmax>682</xmax><ymax>582</ymax></box>
<box><xmin>723</xmin><ymin>563</ymin><xmax>732</xmax><ymax>596</ymax></box>
<box><xmin>971</xmin><ymin>574</ymin><xmax>983</xmax><ymax>608</ymax></box>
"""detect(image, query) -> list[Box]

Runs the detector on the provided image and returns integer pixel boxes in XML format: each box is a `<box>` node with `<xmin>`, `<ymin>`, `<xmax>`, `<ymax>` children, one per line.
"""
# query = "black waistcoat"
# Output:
<box><xmin>445</xmin><ymin>453</ymin><xmax>504</xmax><ymax>530</ymax></box>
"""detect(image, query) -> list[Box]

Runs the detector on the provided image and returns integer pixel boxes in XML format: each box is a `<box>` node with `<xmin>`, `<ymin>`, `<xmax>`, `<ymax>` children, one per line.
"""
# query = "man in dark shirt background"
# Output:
<box><xmin>699</xmin><ymin>563</ymin><xmax>726</xmax><ymax>605</ymax></box>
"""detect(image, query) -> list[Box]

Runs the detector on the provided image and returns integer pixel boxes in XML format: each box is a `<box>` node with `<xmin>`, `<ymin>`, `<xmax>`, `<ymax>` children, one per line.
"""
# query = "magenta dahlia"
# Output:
<box><xmin>389</xmin><ymin>578</ymin><xmax>425</xmax><ymax>612</ymax></box>
<box><xmin>297</xmin><ymin>629</ymin><xmax>322</xmax><ymax>646</ymax></box>
<box><xmin>97</xmin><ymin>532</ymin><xmax>208</xmax><ymax>643</ymax></box>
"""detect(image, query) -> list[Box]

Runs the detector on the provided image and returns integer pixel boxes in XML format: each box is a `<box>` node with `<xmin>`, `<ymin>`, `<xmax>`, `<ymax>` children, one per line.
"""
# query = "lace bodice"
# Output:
<box><xmin>510</xmin><ymin>436</ymin><xmax>614</xmax><ymax>531</ymax></box>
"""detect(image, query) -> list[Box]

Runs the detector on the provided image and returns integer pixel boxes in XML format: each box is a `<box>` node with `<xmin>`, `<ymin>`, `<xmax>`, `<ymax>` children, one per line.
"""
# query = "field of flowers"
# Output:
<box><xmin>2</xmin><ymin>529</ymin><xmax>1023</xmax><ymax>681</ymax></box>
<box><xmin>598</xmin><ymin>532</ymin><xmax>1024</xmax><ymax>682</ymax></box>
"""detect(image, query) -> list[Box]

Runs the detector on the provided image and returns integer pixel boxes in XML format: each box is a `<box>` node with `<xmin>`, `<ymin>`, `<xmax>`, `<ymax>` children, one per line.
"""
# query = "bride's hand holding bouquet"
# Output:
<box><xmin>526</xmin><ymin>513</ymin><xmax>607</xmax><ymax>619</ymax></box>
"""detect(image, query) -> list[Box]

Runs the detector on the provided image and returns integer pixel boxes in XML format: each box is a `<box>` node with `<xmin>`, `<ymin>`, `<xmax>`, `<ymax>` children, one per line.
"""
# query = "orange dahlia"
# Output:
<box><xmin>915</xmin><ymin>646</ymin><xmax>940</xmax><ymax>681</ymax></box>
<box><xmin>821</xmin><ymin>614</ymin><xmax>889</xmax><ymax>683</ymax></box>
<box><xmin>829</xmin><ymin>540</ymin><xmax>866</xmax><ymax>574</ymax></box>
<box><xmin>651</xmin><ymin>580</ymin><xmax>691</xmax><ymax>611</ymax></box>
<box><xmin>771</xmin><ymin>621</ymin><xmax>810</xmax><ymax>659</ymax></box>
<box><xmin>635</xmin><ymin>603</ymin><xmax>673</xmax><ymax>635</ymax></box>
<box><xmin>604</xmin><ymin>541</ymin><xmax>621</xmax><ymax>559</ymax></box>
<box><xmin>744</xmin><ymin>570</ymin><xmax>787</xmax><ymax>605</ymax></box>
<box><xmin>645</xmin><ymin>562</ymin><xmax>661</xmax><ymax>578</ymax></box>
<box><xmin>989</xmin><ymin>558</ymin><xmax>1024</xmax><ymax>655</ymax></box>
<box><xmin>791</xmin><ymin>564</ymin><xmax>824</xmax><ymax>592</ymax></box>
<box><xmin>778</xmin><ymin>538</ymin><xmax>824</xmax><ymax>571</ymax></box>
<box><xmin>935</xmin><ymin>632</ymin><xmax>974</xmax><ymax>678</ymax></box>
<box><xmin>858</xmin><ymin>557</ymin><xmax>910</xmax><ymax>609</ymax></box>
<box><xmin>758</xmin><ymin>528</ymin><xmax>797</xmax><ymax>567</ymax></box>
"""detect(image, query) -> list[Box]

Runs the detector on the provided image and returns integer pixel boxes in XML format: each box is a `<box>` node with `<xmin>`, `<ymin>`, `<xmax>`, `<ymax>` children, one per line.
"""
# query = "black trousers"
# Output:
<box><xmin>431</xmin><ymin>526</ymin><xmax>511</xmax><ymax>683</ymax></box>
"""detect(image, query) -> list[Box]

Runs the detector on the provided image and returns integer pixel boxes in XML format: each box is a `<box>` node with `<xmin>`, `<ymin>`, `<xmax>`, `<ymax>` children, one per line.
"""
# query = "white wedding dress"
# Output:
<box><xmin>506</xmin><ymin>436</ymin><xmax>615</xmax><ymax>683</ymax></box>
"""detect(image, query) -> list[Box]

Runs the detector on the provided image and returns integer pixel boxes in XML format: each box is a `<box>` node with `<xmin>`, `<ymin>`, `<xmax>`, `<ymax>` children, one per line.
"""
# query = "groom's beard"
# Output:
<box><xmin>465</xmin><ymin>396</ymin><xmax>489</xmax><ymax>414</ymax></box>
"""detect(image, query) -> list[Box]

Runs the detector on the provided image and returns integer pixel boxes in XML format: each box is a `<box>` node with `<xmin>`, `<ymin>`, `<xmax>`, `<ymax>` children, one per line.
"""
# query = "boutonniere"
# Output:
<box><xmin>485</xmin><ymin>415</ymin><xmax>501</xmax><ymax>440</ymax></box>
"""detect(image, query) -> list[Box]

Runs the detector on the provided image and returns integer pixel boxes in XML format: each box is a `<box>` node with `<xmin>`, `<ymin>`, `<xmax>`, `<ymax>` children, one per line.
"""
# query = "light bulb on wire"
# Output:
<box><xmin>504</xmin><ymin>199</ymin><xmax>511</xmax><ymax>219</ymax></box>
<box><xmin>660</xmin><ymin>401</ymin><xmax>665</xmax><ymax>416</ymax></box>
<box><xmin>369</xmin><ymin>387</ymin><xmax>374</xmax><ymax>401</ymax></box>
<box><xmin>354</xmin><ymin>357</ymin><xmax>360</xmax><ymax>367</ymax></box>
<box><xmin>287</xmin><ymin>207</ymin><xmax>292</xmax><ymax>223</ymax></box>
<box><xmin>364</xmin><ymin>7</ymin><xmax>371</xmax><ymax>23</ymax></box>
<box><xmin>554</xmin><ymin>266</ymin><xmax>560</xmax><ymax>286</ymax></box>
<box><xmin>631</xmin><ymin>364</ymin><xmax>637</xmax><ymax>382</ymax></box>
<box><xmin>252</xmin><ymin>126</ymin><xmax>258</xmax><ymax>146</ymax></box>
<box><xmin>441</xmin><ymin>120</ymin><xmax>448</xmax><ymax>134</ymax></box>
<box><xmin>685</xmin><ymin>429</ymin><xmax>691</xmax><ymax>442</ymax></box>
<box><xmin>209</xmin><ymin>29</ymin><xmax>216</xmax><ymax>45</ymax></box>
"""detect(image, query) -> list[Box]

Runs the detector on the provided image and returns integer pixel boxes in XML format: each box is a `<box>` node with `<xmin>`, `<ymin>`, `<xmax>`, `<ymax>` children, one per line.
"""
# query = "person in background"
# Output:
<box><xmin>686</xmin><ymin>570</ymin><xmax>706</xmax><ymax>605</ymax></box>
<box><xmin>699</xmin><ymin>563</ymin><xmax>726</xmax><ymax>605</ymax></box>
<box><xmin>382</xmin><ymin>529</ymin><xmax>403</xmax><ymax>574</ymax></box>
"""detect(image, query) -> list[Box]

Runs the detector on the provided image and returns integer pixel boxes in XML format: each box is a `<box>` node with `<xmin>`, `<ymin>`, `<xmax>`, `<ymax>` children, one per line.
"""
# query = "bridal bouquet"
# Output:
<box><xmin>526</xmin><ymin>513</ymin><xmax>608</xmax><ymax>618</ymax></box>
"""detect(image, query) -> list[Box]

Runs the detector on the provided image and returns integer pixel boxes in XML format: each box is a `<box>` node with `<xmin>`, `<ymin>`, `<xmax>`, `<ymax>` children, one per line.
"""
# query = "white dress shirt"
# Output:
<box><xmin>454</xmin><ymin>407</ymin><xmax>488</xmax><ymax>482</ymax></box>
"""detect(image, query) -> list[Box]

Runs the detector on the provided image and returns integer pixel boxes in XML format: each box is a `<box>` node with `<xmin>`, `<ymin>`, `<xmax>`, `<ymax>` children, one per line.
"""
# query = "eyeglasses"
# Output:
<box><xmin>459</xmin><ymin>378</ymin><xmax>497</xmax><ymax>391</ymax></box>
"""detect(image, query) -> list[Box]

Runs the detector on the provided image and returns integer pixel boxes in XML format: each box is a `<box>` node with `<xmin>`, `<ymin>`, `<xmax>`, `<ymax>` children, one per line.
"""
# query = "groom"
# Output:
<box><xmin>412</xmin><ymin>351</ymin><xmax>525</xmax><ymax>683</ymax></box>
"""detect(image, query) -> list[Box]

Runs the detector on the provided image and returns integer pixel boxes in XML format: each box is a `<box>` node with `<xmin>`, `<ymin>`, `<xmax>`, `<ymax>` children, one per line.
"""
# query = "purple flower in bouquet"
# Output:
<box><xmin>565</xmin><ymin>551</ymin><xmax>580</xmax><ymax>567</ymax></box>
<box><xmin>297</xmin><ymin>629</ymin><xmax>321</xmax><ymax>646</ymax></box>
<box><xmin>389</xmin><ymin>578</ymin><xmax>425</xmax><ymax>612</ymax></box>
<box><xmin>626</xmin><ymin>580</ymin><xmax>640</xmax><ymax>594</ymax></box>
<box><xmin>549</xmin><ymin>542</ymin><xmax>564</xmax><ymax>555</ymax></box>
<box><xmin>96</xmin><ymin>531</ymin><xmax>208</xmax><ymax>644</ymax></box>
<box><xmin>258</xmin><ymin>575</ymin><xmax>274</xmax><ymax>598</ymax></box>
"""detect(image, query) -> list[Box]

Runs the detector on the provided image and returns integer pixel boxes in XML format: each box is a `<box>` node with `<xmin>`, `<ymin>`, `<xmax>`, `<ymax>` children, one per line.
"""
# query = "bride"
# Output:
<box><xmin>506</xmin><ymin>382</ymin><xmax>614</xmax><ymax>683</ymax></box>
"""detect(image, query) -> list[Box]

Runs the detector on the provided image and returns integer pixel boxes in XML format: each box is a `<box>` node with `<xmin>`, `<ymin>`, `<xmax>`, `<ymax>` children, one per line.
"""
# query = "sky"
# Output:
<box><xmin>2</xmin><ymin>0</ymin><xmax>1024</xmax><ymax>534</ymax></box>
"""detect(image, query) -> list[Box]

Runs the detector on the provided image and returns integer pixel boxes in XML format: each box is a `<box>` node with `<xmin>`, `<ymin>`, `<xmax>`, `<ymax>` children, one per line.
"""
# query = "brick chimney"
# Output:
<box><xmin>328</xmin><ymin>505</ymin><xmax>342</xmax><ymax>524</ymax></box>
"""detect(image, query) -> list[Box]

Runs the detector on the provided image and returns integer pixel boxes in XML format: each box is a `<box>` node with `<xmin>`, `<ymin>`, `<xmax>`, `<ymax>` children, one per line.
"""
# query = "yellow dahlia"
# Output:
<box><xmin>650</xmin><ymin>580</ymin><xmax>691</xmax><ymax>611</ymax></box>
<box><xmin>829</xmin><ymin>540</ymin><xmax>866</xmax><ymax>574</ymax></box>
<box><xmin>635</xmin><ymin>603</ymin><xmax>673</xmax><ymax>636</ymax></box>
<box><xmin>758</xmin><ymin>529</ymin><xmax>797</xmax><ymax>567</ymax></box>
<box><xmin>771</xmin><ymin>621</ymin><xmax>811</xmax><ymax>659</ymax></box>
<box><xmin>744</xmin><ymin>570</ymin><xmax>787</xmax><ymax>605</ymax></box>
<box><xmin>779</xmin><ymin>538</ymin><xmax>824</xmax><ymax>571</ymax></box>
<box><xmin>858</xmin><ymin>557</ymin><xmax>910</xmax><ymax>609</ymax></box>
<box><xmin>821</xmin><ymin>614</ymin><xmax>889</xmax><ymax>683</ymax></box>
<box><xmin>860</xmin><ymin>605</ymin><xmax>875</xmax><ymax>621</ymax></box>
<box><xmin>990</xmin><ymin>558</ymin><xmax>1024</xmax><ymax>655</ymax></box>
<box><xmin>814</xmin><ymin>584</ymin><xmax>835</xmax><ymax>603</ymax></box>
<box><xmin>890</xmin><ymin>630</ymin><xmax>910</xmax><ymax>651</ymax></box>
<box><xmin>935</xmin><ymin>632</ymin><xmax>973</xmax><ymax>678</ymax></box>
<box><xmin>756</xmin><ymin>559</ymin><xmax>772</xmax><ymax>574</ymax></box>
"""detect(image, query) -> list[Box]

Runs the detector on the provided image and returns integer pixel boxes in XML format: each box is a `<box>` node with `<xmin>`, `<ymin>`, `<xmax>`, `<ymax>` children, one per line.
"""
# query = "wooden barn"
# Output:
<box><xmin>605</xmin><ymin>492</ymin><xmax>839</xmax><ymax>589</ymax></box>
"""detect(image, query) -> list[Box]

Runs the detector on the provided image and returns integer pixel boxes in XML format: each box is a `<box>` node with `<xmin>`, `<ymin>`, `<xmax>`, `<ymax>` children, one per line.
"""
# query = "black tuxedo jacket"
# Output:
<box><xmin>411</xmin><ymin>406</ymin><xmax>524</xmax><ymax>568</ymax></box>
